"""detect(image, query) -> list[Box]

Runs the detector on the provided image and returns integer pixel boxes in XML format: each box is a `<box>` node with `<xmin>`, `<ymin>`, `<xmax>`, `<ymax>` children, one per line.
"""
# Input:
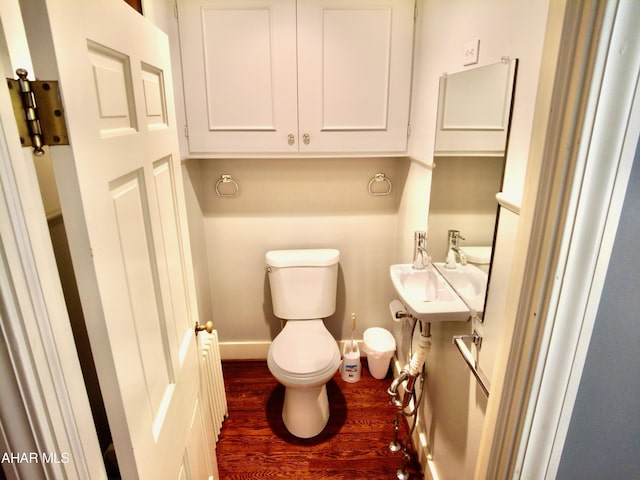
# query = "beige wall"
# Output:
<box><xmin>187</xmin><ymin>157</ymin><xmax>411</xmax><ymax>354</ymax></box>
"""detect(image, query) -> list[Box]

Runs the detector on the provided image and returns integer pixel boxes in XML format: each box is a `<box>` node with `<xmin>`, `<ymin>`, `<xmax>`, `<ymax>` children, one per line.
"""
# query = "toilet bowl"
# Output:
<box><xmin>265</xmin><ymin>248</ymin><xmax>341</xmax><ymax>438</ymax></box>
<box><xmin>267</xmin><ymin>320</ymin><xmax>341</xmax><ymax>438</ymax></box>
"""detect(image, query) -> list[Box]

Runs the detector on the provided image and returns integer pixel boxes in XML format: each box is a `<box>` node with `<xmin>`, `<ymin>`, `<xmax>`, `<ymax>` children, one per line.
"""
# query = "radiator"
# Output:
<box><xmin>200</xmin><ymin>330</ymin><xmax>228</xmax><ymax>441</ymax></box>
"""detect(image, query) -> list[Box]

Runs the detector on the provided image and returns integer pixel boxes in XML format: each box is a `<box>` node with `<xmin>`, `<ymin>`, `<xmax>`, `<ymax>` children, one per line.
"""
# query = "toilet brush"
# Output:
<box><xmin>350</xmin><ymin>312</ymin><xmax>356</xmax><ymax>352</ymax></box>
<box><xmin>340</xmin><ymin>313</ymin><xmax>361</xmax><ymax>382</ymax></box>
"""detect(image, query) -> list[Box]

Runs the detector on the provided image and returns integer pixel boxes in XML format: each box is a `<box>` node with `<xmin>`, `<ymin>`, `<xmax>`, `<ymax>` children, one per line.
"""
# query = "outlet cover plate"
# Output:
<box><xmin>464</xmin><ymin>38</ymin><xmax>480</xmax><ymax>66</ymax></box>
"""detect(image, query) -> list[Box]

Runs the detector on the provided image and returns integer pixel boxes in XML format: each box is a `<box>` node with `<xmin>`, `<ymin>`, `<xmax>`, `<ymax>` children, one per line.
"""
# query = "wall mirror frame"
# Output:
<box><xmin>429</xmin><ymin>57</ymin><xmax>518</xmax><ymax>321</ymax></box>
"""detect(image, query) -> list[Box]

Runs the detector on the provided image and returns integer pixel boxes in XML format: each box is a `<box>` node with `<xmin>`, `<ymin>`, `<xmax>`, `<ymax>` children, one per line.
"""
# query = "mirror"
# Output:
<box><xmin>428</xmin><ymin>58</ymin><xmax>518</xmax><ymax>320</ymax></box>
<box><xmin>434</xmin><ymin>58</ymin><xmax>517</xmax><ymax>157</ymax></box>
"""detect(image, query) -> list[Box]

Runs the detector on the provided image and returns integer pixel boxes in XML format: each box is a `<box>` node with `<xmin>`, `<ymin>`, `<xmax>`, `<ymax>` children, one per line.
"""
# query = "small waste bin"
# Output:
<box><xmin>363</xmin><ymin>327</ymin><xmax>396</xmax><ymax>379</ymax></box>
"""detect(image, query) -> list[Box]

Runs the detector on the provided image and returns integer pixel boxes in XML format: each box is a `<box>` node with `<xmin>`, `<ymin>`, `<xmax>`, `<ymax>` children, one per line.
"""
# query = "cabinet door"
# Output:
<box><xmin>296</xmin><ymin>0</ymin><xmax>415</xmax><ymax>153</ymax></box>
<box><xmin>178</xmin><ymin>0</ymin><xmax>298</xmax><ymax>154</ymax></box>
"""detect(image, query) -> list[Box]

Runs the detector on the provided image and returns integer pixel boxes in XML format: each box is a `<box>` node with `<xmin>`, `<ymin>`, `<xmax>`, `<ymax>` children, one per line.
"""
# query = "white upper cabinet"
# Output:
<box><xmin>177</xmin><ymin>0</ymin><xmax>415</xmax><ymax>155</ymax></box>
<box><xmin>178</xmin><ymin>0</ymin><xmax>298</xmax><ymax>154</ymax></box>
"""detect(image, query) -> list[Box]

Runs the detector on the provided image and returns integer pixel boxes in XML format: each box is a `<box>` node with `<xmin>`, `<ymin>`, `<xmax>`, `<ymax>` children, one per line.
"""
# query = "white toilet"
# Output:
<box><xmin>461</xmin><ymin>245</ymin><xmax>492</xmax><ymax>273</ymax></box>
<box><xmin>265</xmin><ymin>248</ymin><xmax>342</xmax><ymax>438</ymax></box>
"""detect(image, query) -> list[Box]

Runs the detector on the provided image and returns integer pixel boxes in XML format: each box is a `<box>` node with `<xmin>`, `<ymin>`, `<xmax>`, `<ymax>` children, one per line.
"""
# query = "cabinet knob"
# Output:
<box><xmin>287</xmin><ymin>133</ymin><xmax>295</xmax><ymax>145</ymax></box>
<box><xmin>303</xmin><ymin>133</ymin><xmax>310</xmax><ymax>145</ymax></box>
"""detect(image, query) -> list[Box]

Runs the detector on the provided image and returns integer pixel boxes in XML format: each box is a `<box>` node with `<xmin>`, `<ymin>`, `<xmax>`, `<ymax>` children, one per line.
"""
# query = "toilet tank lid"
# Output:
<box><xmin>461</xmin><ymin>246</ymin><xmax>492</xmax><ymax>264</ymax></box>
<box><xmin>266</xmin><ymin>249</ymin><xmax>340</xmax><ymax>267</ymax></box>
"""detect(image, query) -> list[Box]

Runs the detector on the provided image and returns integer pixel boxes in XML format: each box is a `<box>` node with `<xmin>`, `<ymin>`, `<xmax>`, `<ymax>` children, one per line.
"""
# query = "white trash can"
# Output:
<box><xmin>363</xmin><ymin>327</ymin><xmax>396</xmax><ymax>379</ymax></box>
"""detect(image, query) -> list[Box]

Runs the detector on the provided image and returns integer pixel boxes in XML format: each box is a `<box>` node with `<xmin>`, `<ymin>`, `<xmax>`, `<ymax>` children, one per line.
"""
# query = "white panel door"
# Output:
<box><xmin>20</xmin><ymin>0</ymin><xmax>214</xmax><ymax>478</ymax></box>
<box><xmin>178</xmin><ymin>0</ymin><xmax>299</xmax><ymax>154</ymax></box>
<box><xmin>296</xmin><ymin>0</ymin><xmax>415</xmax><ymax>153</ymax></box>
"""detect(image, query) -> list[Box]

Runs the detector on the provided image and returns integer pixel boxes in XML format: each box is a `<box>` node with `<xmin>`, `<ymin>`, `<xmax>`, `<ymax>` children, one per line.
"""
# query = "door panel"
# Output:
<box><xmin>296</xmin><ymin>0</ymin><xmax>414</xmax><ymax>152</ymax></box>
<box><xmin>142</xmin><ymin>64</ymin><xmax>168</xmax><ymax>130</ymax></box>
<box><xmin>87</xmin><ymin>41</ymin><xmax>138</xmax><ymax>135</ymax></box>
<box><xmin>108</xmin><ymin>169</ymin><xmax>173</xmax><ymax>421</ymax></box>
<box><xmin>20</xmin><ymin>0</ymin><xmax>212</xmax><ymax>478</ymax></box>
<box><xmin>318</xmin><ymin>7</ymin><xmax>392</xmax><ymax>130</ymax></box>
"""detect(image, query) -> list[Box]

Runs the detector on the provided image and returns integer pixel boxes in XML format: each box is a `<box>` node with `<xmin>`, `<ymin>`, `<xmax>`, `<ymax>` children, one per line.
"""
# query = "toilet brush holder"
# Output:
<box><xmin>340</xmin><ymin>342</ymin><xmax>361</xmax><ymax>383</ymax></box>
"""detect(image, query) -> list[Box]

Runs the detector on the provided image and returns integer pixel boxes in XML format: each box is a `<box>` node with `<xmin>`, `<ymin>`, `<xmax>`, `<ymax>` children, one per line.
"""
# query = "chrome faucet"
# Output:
<box><xmin>447</xmin><ymin>229</ymin><xmax>467</xmax><ymax>266</ymax></box>
<box><xmin>412</xmin><ymin>231</ymin><xmax>429</xmax><ymax>270</ymax></box>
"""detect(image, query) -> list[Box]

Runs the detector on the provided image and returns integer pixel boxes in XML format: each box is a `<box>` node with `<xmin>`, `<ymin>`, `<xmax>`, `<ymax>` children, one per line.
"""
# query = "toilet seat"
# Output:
<box><xmin>268</xmin><ymin>320</ymin><xmax>340</xmax><ymax>387</ymax></box>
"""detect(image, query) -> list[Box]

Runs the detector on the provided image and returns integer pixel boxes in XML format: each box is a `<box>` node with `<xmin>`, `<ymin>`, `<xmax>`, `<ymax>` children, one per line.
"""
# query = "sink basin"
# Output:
<box><xmin>389</xmin><ymin>264</ymin><xmax>471</xmax><ymax>322</ymax></box>
<box><xmin>433</xmin><ymin>263</ymin><xmax>488</xmax><ymax>317</ymax></box>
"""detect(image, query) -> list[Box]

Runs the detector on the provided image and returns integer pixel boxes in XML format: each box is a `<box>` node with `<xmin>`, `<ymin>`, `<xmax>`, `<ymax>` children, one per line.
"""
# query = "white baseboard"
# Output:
<box><xmin>219</xmin><ymin>341</ymin><xmax>271</xmax><ymax>360</ymax></box>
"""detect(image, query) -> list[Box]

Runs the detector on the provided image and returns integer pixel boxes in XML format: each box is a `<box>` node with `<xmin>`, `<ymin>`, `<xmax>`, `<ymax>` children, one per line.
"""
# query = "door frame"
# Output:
<box><xmin>476</xmin><ymin>0</ymin><xmax>640</xmax><ymax>477</ymax></box>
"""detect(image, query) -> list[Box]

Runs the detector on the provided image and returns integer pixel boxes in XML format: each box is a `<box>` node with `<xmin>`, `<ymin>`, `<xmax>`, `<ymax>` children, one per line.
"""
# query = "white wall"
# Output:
<box><xmin>405</xmin><ymin>0</ymin><xmax>550</xmax><ymax>478</ymax></box>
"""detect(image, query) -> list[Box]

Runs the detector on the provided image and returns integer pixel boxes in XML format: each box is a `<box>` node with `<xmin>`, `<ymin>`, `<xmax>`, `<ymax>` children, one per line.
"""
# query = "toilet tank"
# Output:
<box><xmin>265</xmin><ymin>249</ymin><xmax>340</xmax><ymax>320</ymax></box>
<box><xmin>462</xmin><ymin>246</ymin><xmax>492</xmax><ymax>273</ymax></box>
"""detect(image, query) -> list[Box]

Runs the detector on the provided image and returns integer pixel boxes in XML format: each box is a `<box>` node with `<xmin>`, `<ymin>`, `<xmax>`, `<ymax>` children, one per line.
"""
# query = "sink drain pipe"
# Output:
<box><xmin>388</xmin><ymin>321</ymin><xmax>431</xmax><ymax>409</ymax></box>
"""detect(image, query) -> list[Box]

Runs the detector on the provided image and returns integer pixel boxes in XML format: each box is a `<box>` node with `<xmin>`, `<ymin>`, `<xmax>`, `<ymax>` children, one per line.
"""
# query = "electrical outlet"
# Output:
<box><xmin>464</xmin><ymin>38</ymin><xmax>480</xmax><ymax>66</ymax></box>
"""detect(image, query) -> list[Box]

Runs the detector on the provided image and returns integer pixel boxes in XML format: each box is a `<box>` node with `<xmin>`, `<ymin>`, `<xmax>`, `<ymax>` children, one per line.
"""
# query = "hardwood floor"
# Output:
<box><xmin>216</xmin><ymin>360</ymin><xmax>423</xmax><ymax>480</ymax></box>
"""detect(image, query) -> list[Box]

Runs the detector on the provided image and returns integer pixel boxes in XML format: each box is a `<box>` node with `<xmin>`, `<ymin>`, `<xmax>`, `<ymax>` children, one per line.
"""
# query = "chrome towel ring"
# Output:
<box><xmin>215</xmin><ymin>174</ymin><xmax>239</xmax><ymax>197</ymax></box>
<box><xmin>367</xmin><ymin>173</ymin><xmax>392</xmax><ymax>196</ymax></box>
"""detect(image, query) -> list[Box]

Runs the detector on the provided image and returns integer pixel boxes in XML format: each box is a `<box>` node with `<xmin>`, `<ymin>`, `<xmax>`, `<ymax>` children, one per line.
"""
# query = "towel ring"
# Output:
<box><xmin>215</xmin><ymin>174</ymin><xmax>239</xmax><ymax>197</ymax></box>
<box><xmin>367</xmin><ymin>173</ymin><xmax>392</xmax><ymax>196</ymax></box>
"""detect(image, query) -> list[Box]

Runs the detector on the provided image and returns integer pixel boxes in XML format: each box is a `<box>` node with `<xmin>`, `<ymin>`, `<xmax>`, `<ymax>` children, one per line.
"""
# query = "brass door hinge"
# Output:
<box><xmin>6</xmin><ymin>68</ymin><xmax>69</xmax><ymax>156</ymax></box>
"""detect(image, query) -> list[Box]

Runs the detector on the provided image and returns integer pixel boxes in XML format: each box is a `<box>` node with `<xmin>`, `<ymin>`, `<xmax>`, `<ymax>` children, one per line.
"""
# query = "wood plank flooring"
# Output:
<box><xmin>216</xmin><ymin>360</ymin><xmax>422</xmax><ymax>479</ymax></box>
